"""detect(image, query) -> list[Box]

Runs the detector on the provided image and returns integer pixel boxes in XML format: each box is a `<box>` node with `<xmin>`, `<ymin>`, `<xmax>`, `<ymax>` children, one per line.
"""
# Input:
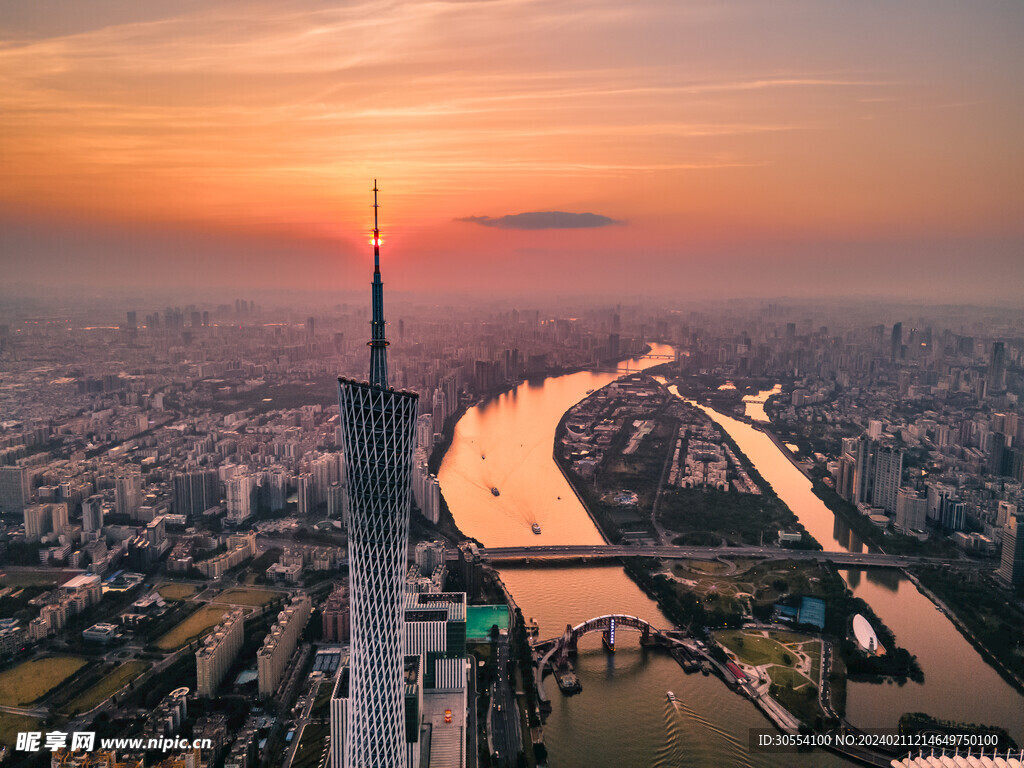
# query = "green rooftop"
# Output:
<box><xmin>466</xmin><ymin>605</ymin><xmax>510</xmax><ymax>640</ymax></box>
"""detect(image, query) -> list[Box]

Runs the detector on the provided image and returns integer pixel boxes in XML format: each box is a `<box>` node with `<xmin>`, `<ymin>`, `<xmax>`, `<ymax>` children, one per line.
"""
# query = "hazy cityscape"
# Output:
<box><xmin>0</xmin><ymin>287</ymin><xmax>1022</xmax><ymax>768</ymax></box>
<box><xmin>2</xmin><ymin>2</ymin><xmax>1023</xmax><ymax>768</ymax></box>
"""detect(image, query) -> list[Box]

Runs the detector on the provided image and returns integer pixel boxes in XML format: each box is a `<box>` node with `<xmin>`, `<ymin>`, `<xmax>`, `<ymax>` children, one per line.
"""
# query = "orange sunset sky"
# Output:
<box><xmin>2</xmin><ymin>0</ymin><xmax>1022</xmax><ymax>300</ymax></box>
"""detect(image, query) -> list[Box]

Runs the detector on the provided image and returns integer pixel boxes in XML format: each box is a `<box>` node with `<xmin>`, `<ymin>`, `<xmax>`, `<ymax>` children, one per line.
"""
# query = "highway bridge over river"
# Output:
<box><xmin>480</xmin><ymin>544</ymin><xmax>986</xmax><ymax>569</ymax></box>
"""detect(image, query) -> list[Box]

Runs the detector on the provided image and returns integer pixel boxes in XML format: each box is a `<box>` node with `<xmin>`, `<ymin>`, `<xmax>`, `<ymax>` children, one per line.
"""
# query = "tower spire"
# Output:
<box><xmin>368</xmin><ymin>180</ymin><xmax>389</xmax><ymax>389</ymax></box>
<box><xmin>373</xmin><ymin>181</ymin><xmax>380</xmax><ymax>274</ymax></box>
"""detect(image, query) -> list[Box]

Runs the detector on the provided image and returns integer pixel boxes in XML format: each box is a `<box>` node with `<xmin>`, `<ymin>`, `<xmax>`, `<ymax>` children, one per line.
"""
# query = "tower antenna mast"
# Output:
<box><xmin>368</xmin><ymin>180</ymin><xmax>389</xmax><ymax>388</ymax></box>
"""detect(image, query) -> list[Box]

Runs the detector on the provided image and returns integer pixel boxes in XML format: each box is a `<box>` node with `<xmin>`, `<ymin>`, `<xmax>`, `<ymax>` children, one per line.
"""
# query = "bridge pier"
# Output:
<box><xmin>557</xmin><ymin>624</ymin><xmax>575</xmax><ymax>667</ymax></box>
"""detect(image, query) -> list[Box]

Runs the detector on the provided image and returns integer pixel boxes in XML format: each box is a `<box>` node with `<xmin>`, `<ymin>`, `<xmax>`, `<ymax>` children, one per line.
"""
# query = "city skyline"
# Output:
<box><xmin>2</xmin><ymin>1</ymin><xmax>1023</xmax><ymax>300</ymax></box>
<box><xmin>0</xmin><ymin>288</ymin><xmax>1022</xmax><ymax>767</ymax></box>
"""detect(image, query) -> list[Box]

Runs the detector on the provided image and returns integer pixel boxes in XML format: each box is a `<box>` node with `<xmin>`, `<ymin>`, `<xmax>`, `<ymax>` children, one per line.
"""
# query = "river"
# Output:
<box><xmin>678</xmin><ymin>389</ymin><xmax>1024</xmax><ymax>745</ymax></box>
<box><xmin>438</xmin><ymin>351</ymin><xmax>1022</xmax><ymax>766</ymax></box>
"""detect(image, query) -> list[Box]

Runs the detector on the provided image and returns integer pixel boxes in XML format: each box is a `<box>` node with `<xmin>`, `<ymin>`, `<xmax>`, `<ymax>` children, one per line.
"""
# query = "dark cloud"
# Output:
<box><xmin>458</xmin><ymin>211</ymin><xmax>622</xmax><ymax>230</ymax></box>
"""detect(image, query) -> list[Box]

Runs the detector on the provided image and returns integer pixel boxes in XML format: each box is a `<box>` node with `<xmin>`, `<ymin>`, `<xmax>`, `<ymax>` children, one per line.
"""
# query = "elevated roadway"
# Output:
<box><xmin>479</xmin><ymin>544</ymin><xmax>984</xmax><ymax>569</ymax></box>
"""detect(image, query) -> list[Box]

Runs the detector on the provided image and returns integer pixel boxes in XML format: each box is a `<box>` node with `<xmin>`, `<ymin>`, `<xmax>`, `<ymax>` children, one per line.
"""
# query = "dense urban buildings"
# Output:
<box><xmin>1</xmin><ymin>284</ymin><xmax>1023</xmax><ymax>768</ymax></box>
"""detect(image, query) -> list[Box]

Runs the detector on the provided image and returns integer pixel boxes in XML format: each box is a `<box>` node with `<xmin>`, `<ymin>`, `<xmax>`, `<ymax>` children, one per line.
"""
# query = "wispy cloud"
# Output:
<box><xmin>0</xmin><ymin>0</ymin><xmax>1017</xmax><ymax>249</ymax></box>
<box><xmin>458</xmin><ymin>211</ymin><xmax>622</xmax><ymax>229</ymax></box>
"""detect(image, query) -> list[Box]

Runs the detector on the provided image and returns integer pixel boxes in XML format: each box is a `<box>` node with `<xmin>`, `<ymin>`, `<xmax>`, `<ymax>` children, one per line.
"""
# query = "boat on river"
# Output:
<box><xmin>491</xmin><ymin>487</ymin><xmax>500</xmax><ymax>496</ymax></box>
<box><xmin>532</xmin><ymin>523</ymin><xmax>541</xmax><ymax>534</ymax></box>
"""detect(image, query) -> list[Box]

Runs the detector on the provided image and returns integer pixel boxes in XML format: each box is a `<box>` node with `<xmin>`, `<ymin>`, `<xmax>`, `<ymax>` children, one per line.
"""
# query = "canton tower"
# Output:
<box><xmin>337</xmin><ymin>183</ymin><xmax>419</xmax><ymax>767</ymax></box>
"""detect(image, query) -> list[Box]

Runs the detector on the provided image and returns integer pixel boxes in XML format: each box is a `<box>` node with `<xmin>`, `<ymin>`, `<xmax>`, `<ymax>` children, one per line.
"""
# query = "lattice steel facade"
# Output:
<box><xmin>335</xmin><ymin>184</ymin><xmax>420</xmax><ymax>767</ymax></box>
<box><xmin>337</xmin><ymin>381</ymin><xmax>418</xmax><ymax>765</ymax></box>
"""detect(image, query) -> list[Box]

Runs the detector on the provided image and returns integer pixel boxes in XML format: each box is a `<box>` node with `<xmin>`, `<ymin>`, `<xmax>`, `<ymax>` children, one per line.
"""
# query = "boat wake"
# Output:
<box><xmin>653</xmin><ymin>697</ymin><xmax>757</xmax><ymax>768</ymax></box>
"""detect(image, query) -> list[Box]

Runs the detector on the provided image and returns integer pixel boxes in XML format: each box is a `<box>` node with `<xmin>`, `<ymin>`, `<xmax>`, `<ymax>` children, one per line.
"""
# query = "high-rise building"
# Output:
<box><xmin>257</xmin><ymin>595</ymin><xmax>312</xmax><ymax>697</ymax></box>
<box><xmin>258</xmin><ymin>469</ymin><xmax>289</xmax><ymax>512</ymax></box>
<box><xmin>871</xmin><ymin>444</ymin><xmax>904</xmax><ymax>514</ymax></box>
<box><xmin>327</xmin><ymin>482</ymin><xmax>348</xmax><ymax>524</ymax></box>
<box><xmin>24</xmin><ymin>502</ymin><xmax>68</xmax><ymax>542</ymax></box>
<box><xmin>115</xmin><ymin>474</ymin><xmax>142</xmax><ymax>519</ymax></box>
<box><xmin>412</xmin><ymin>463</ymin><xmax>441</xmax><ymax>525</ymax></box>
<box><xmin>895</xmin><ymin>488</ymin><xmax>926</xmax><ymax>533</ymax></box>
<box><xmin>851</xmin><ymin>437</ymin><xmax>873</xmax><ymax>506</ymax></box>
<box><xmin>173</xmin><ymin>470</ymin><xmax>219</xmax><ymax>518</ymax></box>
<box><xmin>989</xmin><ymin>432</ymin><xmax>1008</xmax><ymax>476</ymax></box>
<box><xmin>82</xmin><ymin>495</ymin><xmax>105</xmax><ymax>535</ymax></box>
<box><xmin>330</xmin><ymin>664</ymin><xmax>350</xmax><ymax>768</ymax></box>
<box><xmin>431</xmin><ymin>388</ymin><xmax>448</xmax><ymax>429</ymax></box>
<box><xmin>24</xmin><ymin>504</ymin><xmax>52</xmax><ymax>542</ymax></box>
<box><xmin>997</xmin><ymin>501</ymin><xmax>1017</xmax><ymax>529</ymax></box>
<box><xmin>323</xmin><ymin>585</ymin><xmax>351</xmax><ymax>643</ymax></box>
<box><xmin>403</xmin><ymin>592</ymin><xmax>468</xmax><ymax>768</ymax></box>
<box><xmin>403</xmin><ymin>592</ymin><xmax>467</xmax><ymax>689</ymax></box>
<box><xmin>196</xmin><ymin>609</ymin><xmax>245</xmax><ymax>697</ymax></box>
<box><xmin>51</xmin><ymin>502</ymin><xmax>69</xmax><ymax>535</ymax></box>
<box><xmin>296</xmin><ymin>473</ymin><xmax>314</xmax><ymax>516</ymax></box>
<box><xmin>996</xmin><ymin>513</ymin><xmax>1024</xmax><ymax>586</ymax></box>
<box><xmin>891</xmin><ymin>322</ymin><xmax>903</xmax><ymax>361</ymax></box>
<box><xmin>414</xmin><ymin>541</ymin><xmax>447</xmax><ymax>576</ymax></box>
<box><xmin>940</xmin><ymin>497</ymin><xmax>966</xmax><ymax>531</ymax></box>
<box><xmin>226</xmin><ymin>473</ymin><xmax>256</xmax><ymax>523</ymax></box>
<box><xmin>0</xmin><ymin>465</ymin><xmax>31</xmax><ymax>513</ymax></box>
<box><xmin>416</xmin><ymin>414</ymin><xmax>434</xmax><ymax>451</ymax></box>
<box><xmin>335</xmin><ymin>184</ymin><xmax>419</xmax><ymax>768</ymax></box>
<box><xmin>987</xmin><ymin>341</ymin><xmax>1007</xmax><ymax>392</ymax></box>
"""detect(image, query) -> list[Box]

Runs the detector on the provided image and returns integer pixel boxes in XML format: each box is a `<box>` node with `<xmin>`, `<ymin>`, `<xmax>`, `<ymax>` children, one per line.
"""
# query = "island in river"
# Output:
<box><xmin>554</xmin><ymin>373</ymin><xmax>925</xmax><ymax>731</ymax></box>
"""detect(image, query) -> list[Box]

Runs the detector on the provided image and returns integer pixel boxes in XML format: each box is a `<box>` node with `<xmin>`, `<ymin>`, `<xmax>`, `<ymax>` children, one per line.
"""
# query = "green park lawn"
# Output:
<box><xmin>0</xmin><ymin>656</ymin><xmax>88</xmax><ymax>706</ymax></box>
<box><xmin>0</xmin><ymin>572</ymin><xmax>60</xmax><ymax>588</ymax></box>
<box><xmin>156</xmin><ymin>583</ymin><xmax>197</xmax><ymax>601</ymax></box>
<box><xmin>0</xmin><ymin>713</ymin><xmax>40</xmax><ymax>751</ymax></box>
<box><xmin>213</xmin><ymin>588</ymin><xmax>281</xmax><ymax>607</ymax></box>
<box><xmin>767</xmin><ymin>665</ymin><xmax>815</xmax><ymax>690</ymax></box>
<box><xmin>155</xmin><ymin>604</ymin><xmax>230</xmax><ymax>650</ymax></box>
<box><xmin>716</xmin><ymin>630</ymin><xmax>794</xmax><ymax>667</ymax></box>
<box><xmin>61</xmin><ymin>661</ymin><xmax>149</xmax><ymax>715</ymax></box>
